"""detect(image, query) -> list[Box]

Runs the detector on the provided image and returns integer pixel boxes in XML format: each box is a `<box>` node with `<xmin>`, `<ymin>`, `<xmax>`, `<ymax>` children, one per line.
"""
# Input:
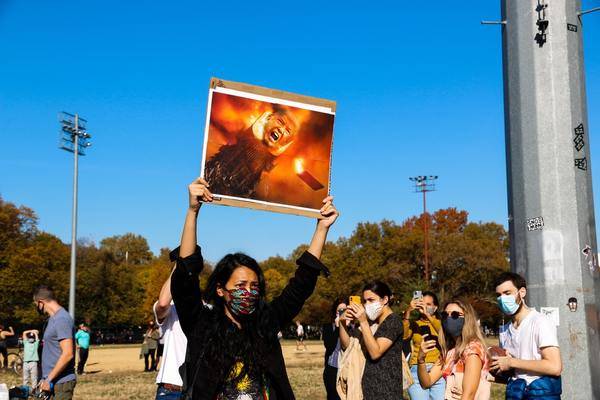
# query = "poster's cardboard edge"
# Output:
<box><xmin>210</xmin><ymin>77</ymin><xmax>337</xmax><ymax>112</ymax></box>
<box><xmin>207</xmin><ymin>197</ymin><xmax>321</xmax><ymax>219</ymax></box>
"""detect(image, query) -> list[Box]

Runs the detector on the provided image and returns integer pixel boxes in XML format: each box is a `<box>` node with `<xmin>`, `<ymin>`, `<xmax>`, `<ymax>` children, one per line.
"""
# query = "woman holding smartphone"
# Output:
<box><xmin>404</xmin><ymin>290</ymin><xmax>445</xmax><ymax>400</ymax></box>
<box><xmin>417</xmin><ymin>299</ymin><xmax>491</xmax><ymax>400</ymax></box>
<box><xmin>338</xmin><ymin>281</ymin><xmax>403</xmax><ymax>400</ymax></box>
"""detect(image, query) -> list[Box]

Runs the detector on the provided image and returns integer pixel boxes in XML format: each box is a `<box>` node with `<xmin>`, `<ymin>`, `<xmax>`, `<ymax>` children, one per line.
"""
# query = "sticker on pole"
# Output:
<box><xmin>540</xmin><ymin>307</ymin><xmax>560</xmax><ymax>326</ymax></box>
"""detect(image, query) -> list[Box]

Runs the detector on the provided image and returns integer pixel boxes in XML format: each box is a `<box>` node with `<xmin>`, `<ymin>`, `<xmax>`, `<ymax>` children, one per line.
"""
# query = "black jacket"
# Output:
<box><xmin>321</xmin><ymin>323</ymin><xmax>339</xmax><ymax>368</ymax></box>
<box><xmin>170</xmin><ymin>246</ymin><xmax>329</xmax><ymax>400</ymax></box>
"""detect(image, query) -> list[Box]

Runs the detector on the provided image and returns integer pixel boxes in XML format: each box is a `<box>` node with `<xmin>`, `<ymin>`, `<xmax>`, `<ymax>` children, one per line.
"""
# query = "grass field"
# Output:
<box><xmin>0</xmin><ymin>340</ymin><xmax>505</xmax><ymax>399</ymax></box>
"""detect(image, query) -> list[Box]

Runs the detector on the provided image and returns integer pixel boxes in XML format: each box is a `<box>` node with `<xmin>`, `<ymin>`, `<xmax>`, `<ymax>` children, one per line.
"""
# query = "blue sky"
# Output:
<box><xmin>1</xmin><ymin>1</ymin><xmax>599</xmax><ymax>263</ymax></box>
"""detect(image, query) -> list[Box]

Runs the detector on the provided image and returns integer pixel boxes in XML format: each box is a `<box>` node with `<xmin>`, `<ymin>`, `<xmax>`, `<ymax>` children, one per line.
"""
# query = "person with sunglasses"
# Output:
<box><xmin>403</xmin><ymin>291</ymin><xmax>445</xmax><ymax>400</ymax></box>
<box><xmin>417</xmin><ymin>299</ymin><xmax>491</xmax><ymax>400</ymax></box>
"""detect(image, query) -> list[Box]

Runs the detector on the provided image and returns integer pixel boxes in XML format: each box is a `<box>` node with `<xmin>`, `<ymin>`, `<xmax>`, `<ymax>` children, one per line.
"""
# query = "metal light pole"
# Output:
<box><xmin>409</xmin><ymin>175</ymin><xmax>438</xmax><ymax>284</ymax></box>
<box><xmin>59</xmin><ymin>112</ymin><xmax>92</xmax><ymax>320</ymax></box>
<box><xmin>499</xmin><ymin>1</ymin><xmax>600</xmax><ymax>398</ymax></box>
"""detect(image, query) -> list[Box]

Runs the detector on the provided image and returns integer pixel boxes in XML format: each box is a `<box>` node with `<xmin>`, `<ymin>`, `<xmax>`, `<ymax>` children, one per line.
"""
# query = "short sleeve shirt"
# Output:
<box><xmin>154</xmin><ymin>301</ymin><xmax>188</xmax><ymax>386</ymax></box>
<box><xmin>75</xmin><ymin>330</ymin><xmax>90</xmax><ymax>349</ymax></box>
<box><xmin>500</xmin><ymin>309</ymin><xmax>559</xmax><ymax>385</ymax></box>
<box><xmin>442</xmin><ymin>340</ymin><xmax>490</xmax><ymax>378</ymax></box>
<box><xmin>42</xmin><ymin>307</ymin><xmax>76</xmax><ymax>384</ymax></box>
<box><xmin>360</xmin><ymin>312</ymin><xmax>404</xmax><ymax>400</ymax></box>
<box><xmin>23</xmin><ymin>340</ymin><xmax>39</xmax><ymax>362</ymax></box>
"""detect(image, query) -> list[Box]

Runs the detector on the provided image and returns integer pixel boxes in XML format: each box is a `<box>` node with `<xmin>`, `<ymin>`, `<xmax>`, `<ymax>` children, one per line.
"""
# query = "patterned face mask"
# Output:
<box><xmin>227</xmin><ymin>287</ymin><xmax>260</xmax><ymax>316</ymax></box>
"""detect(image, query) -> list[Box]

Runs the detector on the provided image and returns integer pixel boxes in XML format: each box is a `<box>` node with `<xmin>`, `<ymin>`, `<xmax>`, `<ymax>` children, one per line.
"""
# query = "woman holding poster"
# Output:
<box><xmin>171</xmin><ymin>178</ymin><xmax>338</xmax><ymax>400</ymax></box>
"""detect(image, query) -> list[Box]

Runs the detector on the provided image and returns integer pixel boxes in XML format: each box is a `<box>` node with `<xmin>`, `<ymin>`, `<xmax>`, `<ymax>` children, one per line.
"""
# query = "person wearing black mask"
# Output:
<box><xmin>322</xmin><ymin>300</ymin><xmax>346</xmax><ymax>400</ymax></box>
<box><xmin>171</xmin><ymin>177</ymin><xmax>338</xmax><ymax>400</ymax></box>
<box><xmin>416</xmin><ymin>299</ymin><xmax>491</xmax><ymax>400</ymax></box>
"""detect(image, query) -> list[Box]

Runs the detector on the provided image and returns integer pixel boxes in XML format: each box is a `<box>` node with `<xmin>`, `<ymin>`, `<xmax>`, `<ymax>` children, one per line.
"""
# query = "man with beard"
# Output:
<box><xmin>204</xmin><ymin>108</ymin><xmax>299</xmax><ymax>198</ymax></box>
<box><xmin>492</xmin><ymin>272</ymin><xmax>563</xmax><ymax>399</ymax></box>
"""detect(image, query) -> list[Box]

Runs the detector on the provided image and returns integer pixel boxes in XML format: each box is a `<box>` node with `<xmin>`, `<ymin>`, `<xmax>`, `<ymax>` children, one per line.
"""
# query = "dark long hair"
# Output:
<box><xmin>362</xmin><ymin>281</ymin><xmax>394</xmax><ymax>305</ymax></box>
<box><xmin>200</xmin><ymin>253</ymin><xmax>276</xmax><ymax>390</ymax></box>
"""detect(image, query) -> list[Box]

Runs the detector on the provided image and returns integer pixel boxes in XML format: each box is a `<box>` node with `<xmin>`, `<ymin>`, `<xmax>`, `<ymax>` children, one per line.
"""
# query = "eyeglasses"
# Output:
<box><xmin>441</xmin><ymin>311</ymin><xmax>464</xmax><ymax>320</ymax></box>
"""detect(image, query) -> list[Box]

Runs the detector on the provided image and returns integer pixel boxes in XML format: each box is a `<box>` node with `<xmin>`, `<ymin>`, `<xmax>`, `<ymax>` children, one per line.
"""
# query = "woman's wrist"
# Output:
<box><xmin>315</xmin><ymin>223</ymin><xmax>329</xmax><ymax>234</ymax></box>
<box><xmin>188</xmin><ymin>205</ymin><xmax>200</xmax><ymax>214</ymax></box>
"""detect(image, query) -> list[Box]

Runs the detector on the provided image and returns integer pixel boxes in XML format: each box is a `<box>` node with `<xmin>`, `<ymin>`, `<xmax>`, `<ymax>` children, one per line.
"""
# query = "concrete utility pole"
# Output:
<box><xmin>59</xmin><ymin>112</ymin><xmax>92</xmax><ymax>321</ymax></box>
<box><xmin>501</xmin><ymin>1</ymin><xmax>600</xmax><ymax>398</ymax></box>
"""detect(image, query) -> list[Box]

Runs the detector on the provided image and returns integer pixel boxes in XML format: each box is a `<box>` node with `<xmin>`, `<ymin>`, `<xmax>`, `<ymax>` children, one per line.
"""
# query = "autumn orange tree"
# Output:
<box><xmin>1</xmin><ymin>194</ymin><xmax>508</xmax><ymax>331</ymax></box>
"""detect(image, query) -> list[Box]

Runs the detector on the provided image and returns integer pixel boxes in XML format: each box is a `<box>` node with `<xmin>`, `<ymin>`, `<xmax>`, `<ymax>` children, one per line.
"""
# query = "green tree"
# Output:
<box><xmin>100</xmin><ymin>233</ymin><xmax>152</xmax><ymax>265</ymax></box>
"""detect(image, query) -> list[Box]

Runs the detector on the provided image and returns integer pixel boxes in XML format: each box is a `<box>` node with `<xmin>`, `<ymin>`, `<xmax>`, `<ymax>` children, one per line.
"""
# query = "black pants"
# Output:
<box><xmin>144</xmin><ymin>348</ymin><xmax>156</xmax><ymax>371</ymax></box>
<box><xmin>323</xmin><ymin>365</ymin><xmax>340</xmax><ymax>400</ymax></box>
<box><xmin>77</xmin><ymin>347</ymin><xmax>89</xmax><ymax>374</ymax></box>
<box><xmin>0</xmin><ymin>345</ymin><xmax>7</xmax><ymax>368</ymax></box>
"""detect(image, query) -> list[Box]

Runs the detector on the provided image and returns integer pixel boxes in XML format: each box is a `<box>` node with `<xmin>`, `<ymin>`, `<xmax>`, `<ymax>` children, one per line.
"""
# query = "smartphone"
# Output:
<box><xmin>349</xmin><ymin>295</ymin><xmax>362</xmax><ymax>305</ymax></box>
<box><xmin>420</xmin><ymin>326</ymin><xmax>441</xmax><ymax>350</ymax></box>
<box><xmin>418</xmin><ymin>325</ymin><xmax>432</xmax><ymax>337</ymax></box>
<box><xmin>413</xmin><ymin>290</ymin><xmax>423</xmax><ymax>300</ymax></box>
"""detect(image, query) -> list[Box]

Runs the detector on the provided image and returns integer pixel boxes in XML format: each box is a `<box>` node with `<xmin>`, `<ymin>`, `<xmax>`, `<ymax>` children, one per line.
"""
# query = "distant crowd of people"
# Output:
<box><xmin>3</xmin><ymin>178</ymin><xmax>563</xmax><ymax>400</ymax></box>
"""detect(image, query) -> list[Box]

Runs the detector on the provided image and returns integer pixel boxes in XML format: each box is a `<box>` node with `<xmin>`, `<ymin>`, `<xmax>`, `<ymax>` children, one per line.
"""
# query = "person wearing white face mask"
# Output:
<box><xmin>492</xmin><ymin>272</ymin><xmax>562</xmax><ymax>399</ymax></box>
<box><xmin>338</xmin><ymin>281</ymin><xmax>403</xmax><ymax>400</ymax></box>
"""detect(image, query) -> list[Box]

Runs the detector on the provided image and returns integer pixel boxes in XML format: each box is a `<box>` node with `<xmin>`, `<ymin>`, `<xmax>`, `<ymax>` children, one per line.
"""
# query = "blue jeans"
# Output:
<box><xmin>408</xmin><ymin>364</ymin><xmax>446</xmax><ymax>400</ymax></box>
<box><xmin>155</xmin><ymin>385</ymin><xmax>182</xmax><ymax>399</ymax></box>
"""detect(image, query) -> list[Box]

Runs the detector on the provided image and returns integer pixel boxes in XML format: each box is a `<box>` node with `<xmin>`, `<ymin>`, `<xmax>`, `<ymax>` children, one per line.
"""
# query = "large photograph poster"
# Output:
<box><xmin>200</xmin><ymin>78</ymin><xmax>336</xmax><ymax>217</ymax></box>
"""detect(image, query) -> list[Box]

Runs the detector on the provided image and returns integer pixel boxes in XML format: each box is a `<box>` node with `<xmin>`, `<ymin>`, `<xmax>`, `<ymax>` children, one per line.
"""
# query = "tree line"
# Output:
<box><xmin>0</xmin><ymin>196</ymin><xmax>509</xmax><ymax>331</ymax></box>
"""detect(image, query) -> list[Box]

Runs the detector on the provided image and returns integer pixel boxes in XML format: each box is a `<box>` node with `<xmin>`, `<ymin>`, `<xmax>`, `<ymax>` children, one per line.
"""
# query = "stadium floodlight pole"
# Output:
<box><xmin>499</xmin><ymin>1</ymin><xmax>600</xmax><ymax>397</ymax></box>
<box><xmin>59</xmin><ymin>112</ymin><xmax>92</xmax><ymax>320</ymax></box>
<box><xmin>409</xmin><ymin>175</ymin><xmax>438</xmax><ymax>284</ymax></box>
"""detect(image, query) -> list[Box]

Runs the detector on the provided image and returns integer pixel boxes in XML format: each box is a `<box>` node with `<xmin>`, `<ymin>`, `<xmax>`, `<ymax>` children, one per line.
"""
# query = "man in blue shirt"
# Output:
<box><xmin>74</xmin><ymin>324</ymin><xmax>90</xmax><ymax>375</ymax></box>
<box><xmin>33</xmin><ymin>285</ymin><xmax>76</xmax><ymax>400</ymax></box>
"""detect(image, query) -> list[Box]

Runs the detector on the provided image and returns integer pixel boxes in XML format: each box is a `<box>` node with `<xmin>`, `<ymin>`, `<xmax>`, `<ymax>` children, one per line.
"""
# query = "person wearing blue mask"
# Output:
<box><xmin>492</xmin><ymin>272</ymin><xmax>562</xmax><ymax>399</ymax></box>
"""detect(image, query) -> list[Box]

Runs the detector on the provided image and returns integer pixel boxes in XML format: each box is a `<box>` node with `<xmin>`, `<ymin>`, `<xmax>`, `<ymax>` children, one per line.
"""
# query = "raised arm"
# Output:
<box><xmin>269</xmin><ymin>197</ymin><xmax>338</xmax><ymax>327</ymax></box>
<box><xmin>155</xmin><ymin>266</ymin><xmax>176</xmax><ymax>323</ymax></box>
<box><xmin>416</xmin><ymin>336</ymin><xmax>444</xmax><ymax>389</ymax></box>
<box><xmin>22</xmin><ymin>329</ymin><xmax>37</xmax><ymax>340</ymax></box>
<box><xmin>338</xmin><ymin>314</ymin><xmax>352</xmax><ymax>350</ymax></box>
<box><xmin>347</xmin><ymin>304</ymin><xmax>400</xmax><ymax>361</ymax></box>
<box><xmin>170</xmin><ymin>178</ymin><xmax>212</xmax><ymax>335</ymax></box>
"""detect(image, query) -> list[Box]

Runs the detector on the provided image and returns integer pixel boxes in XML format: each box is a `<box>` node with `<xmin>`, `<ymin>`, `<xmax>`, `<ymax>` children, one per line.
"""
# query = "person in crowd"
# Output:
<box><xmin>338</xmin><ymin>281</ymin><xmax>404</xmax><ymax>400</ymax></box>
<box><xmin>417</xmin><ymin>299</ymin><xmax>491</xmax><ymax>400</ymax></box>
<box><xmin>171</xmin><ymin>177</ymin><xmax>338</xmax><ymax>400</ymax></box>
<box><xmin>492</xmin><ymin>272</ymin><xmax>562</xmax><ymax>399</ymax></box>
<box><xmin>156</xmin><ymin>330</ymin><xmax>165</xmax><ymax>370</ymax></box>
<box><xmin>0</xmin><ymin>324</ymin><xmax>14</xmax><ymax>369</ymax></box>
<box><xmin>296</xmin><ymin>321</ymin><xmax>307</xmax><ymax>351</ymax></box>
<box><xmin>74</xmin><ymin>324</ymin><xmax>90</xmax><ymax>375</ymax></box>
<box><xmin>33</xmin><ymin>285</ymin><xmax>77</xmax><ymax>399</ymax></box>
<box><xmin>404</xmin><ymin>291</ymin><xmax>445</xmax><ymax>399</ymax></box>
<box><xmin>143</xmin><ymin>321</ymin><xmax>160</xmax><ymax>372</ymax></box>
<box><xmin>22</xmin><ymin>329</ymin><xmax>40</xmax><ymax>388</ymax></box>
<box><xmin>152</xmin><ymin>263</ymin><xmax>188</xmax><ymax>399</ymax></box>
<box><xmin>322</xmin><ymin>300</ymin><xmax>346</xmax><ymax>400</ymax></box>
